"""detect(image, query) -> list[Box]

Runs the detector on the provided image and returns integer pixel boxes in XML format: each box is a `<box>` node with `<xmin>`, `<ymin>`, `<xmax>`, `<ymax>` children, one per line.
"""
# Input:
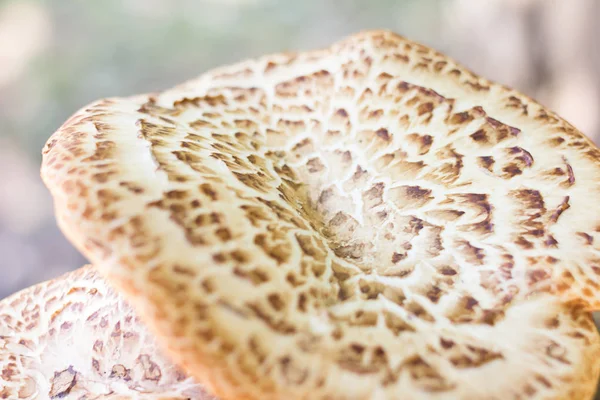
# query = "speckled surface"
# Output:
<box><xmin>40</xmin><ymin>31</ymin><xmax>600</xmax><ymax>399</ymax></box>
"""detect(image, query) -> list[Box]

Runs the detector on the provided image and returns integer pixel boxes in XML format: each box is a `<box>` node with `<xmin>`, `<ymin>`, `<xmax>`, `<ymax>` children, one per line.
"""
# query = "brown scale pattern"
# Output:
<box><xmin>0</xmin><ymin>266</ymin><xmax>214</xmax><ymax>399</ymax></box>
<box><xmin>41</xmin><ymin>31</ymin><xmax>600</xmax><ymax>399</ymax></box>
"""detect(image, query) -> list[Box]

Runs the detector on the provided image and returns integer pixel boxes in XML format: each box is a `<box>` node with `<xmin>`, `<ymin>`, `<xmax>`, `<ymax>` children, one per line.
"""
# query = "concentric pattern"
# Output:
<box><xmin>41</xmin><ymin>31</ymin><xmax>600</xmax><ymax>399</ymax></box>
<box><xmin>0</xmin><ymin>266</ymin><xmax>214</xmax><ymax>399</ymax></box>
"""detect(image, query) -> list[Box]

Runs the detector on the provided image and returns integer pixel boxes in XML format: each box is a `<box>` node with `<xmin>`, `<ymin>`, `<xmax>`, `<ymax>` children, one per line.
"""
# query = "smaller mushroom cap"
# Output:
<box><xmin>0</xmin><ymin>265</ymin><xmax>216</xmax><ymax>400</ymax></box>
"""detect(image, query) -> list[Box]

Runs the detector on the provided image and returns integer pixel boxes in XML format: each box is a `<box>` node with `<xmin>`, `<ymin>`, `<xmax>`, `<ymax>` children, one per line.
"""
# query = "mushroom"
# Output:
<box><xmin>0</xmin><ymin>265</ymin><xmax>216</xmax><ymax>399</ymax></box>
<box><xmin>40</xmin><ymin>30</ymin><xmax>600</xmax><ymax>398</ymax></box>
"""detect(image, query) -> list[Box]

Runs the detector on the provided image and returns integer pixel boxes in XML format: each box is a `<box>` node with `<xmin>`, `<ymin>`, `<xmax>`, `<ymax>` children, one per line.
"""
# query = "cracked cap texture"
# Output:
<box><xmin>0</xmin><ymin>266</ymin><xmax>215</xmax><ymax>399</ymax></box>
<box><xmin>41</xmin><ymin>30</ymin><xmax>600</xmax><ymax>399</ymax></box>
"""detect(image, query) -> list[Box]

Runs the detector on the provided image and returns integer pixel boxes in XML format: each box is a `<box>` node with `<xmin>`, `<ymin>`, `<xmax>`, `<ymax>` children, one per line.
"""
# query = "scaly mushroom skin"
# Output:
<box><xmin>41</xmin><ymin>31</ymin><xmax>600</xmax><ymax>399</ymax></box>
<box><xmin>0</xmin><ymin>266</ymin><xmax>215</xmax><ymax>399</ymax></box>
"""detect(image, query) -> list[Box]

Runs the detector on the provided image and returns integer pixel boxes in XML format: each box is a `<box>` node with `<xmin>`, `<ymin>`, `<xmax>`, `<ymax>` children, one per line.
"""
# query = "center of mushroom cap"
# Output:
<box><xmin>133</xmin><ymin>73</ymin><xmax>536</xmax><ymax>333</ymax></box>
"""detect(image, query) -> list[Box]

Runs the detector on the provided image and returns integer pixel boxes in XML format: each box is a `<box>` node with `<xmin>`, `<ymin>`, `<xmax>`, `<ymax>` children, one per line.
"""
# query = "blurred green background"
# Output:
<box><xmin>0</xmin><ymin>1</ymin><xmax>599</xmax><ymax>393</ymax></box>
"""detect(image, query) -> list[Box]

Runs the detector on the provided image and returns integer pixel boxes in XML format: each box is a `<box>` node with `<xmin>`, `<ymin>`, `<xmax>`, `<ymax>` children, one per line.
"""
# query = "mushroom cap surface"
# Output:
<box><xmin>0</xmin><ymin>266</ymin><xmax>215</xmax><ymax>399</ymax></box>
<box><xmin>41</xmin><ymin>30</ymin><xmax>600</xmax><ymax>399</ymax></box>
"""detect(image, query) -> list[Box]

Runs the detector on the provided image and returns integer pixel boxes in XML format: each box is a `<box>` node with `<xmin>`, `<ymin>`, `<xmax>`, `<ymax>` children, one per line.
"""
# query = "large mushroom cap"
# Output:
<box><xmin>41</xmin><ymin>30</ymin><xmax>600</xmax><ymax>399</ymax></box>
<box><xmin>0</xmin><ymin>266</ymin><xmax>215</xmax><ymax>399</ymax></box>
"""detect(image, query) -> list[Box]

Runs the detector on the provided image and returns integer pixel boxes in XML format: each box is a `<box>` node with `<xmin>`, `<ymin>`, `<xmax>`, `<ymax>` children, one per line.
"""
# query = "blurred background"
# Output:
<box><xmin>1</xmin><ymin>0</ymin><xmax>599</xmax><ymax>372</ymax></box>
<box><xmin>0</xmin><ymin>0</ymin><xmax>599</xmax><ymax>396</ymax></box>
